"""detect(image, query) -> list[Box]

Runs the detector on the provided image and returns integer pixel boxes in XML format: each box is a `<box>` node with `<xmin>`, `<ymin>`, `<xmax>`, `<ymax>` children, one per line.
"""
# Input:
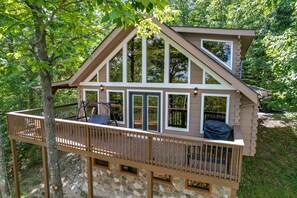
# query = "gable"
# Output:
<box><xmin>81</xmin><ymin>29</ymin><xmax>232</xmax><ymax>90</ymax></box>
<box><xmin>69</xmin><ymin>22</ymin><xmax>258</xmax><ymax>104</ymax></box>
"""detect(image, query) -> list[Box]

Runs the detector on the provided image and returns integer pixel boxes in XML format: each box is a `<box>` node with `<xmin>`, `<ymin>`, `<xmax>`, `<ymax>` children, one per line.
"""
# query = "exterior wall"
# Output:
<box><xmin>79</xmin><ymin>85</ymin><xmax>237</xmax><ymax>139</ymax></box>
<box><xmin>99</xmin><ymin>64</ymin><xmax>107</xmax><ymax>82</ymax></box>
<box><xmin>179</xmin><ymin>33</ymin><xmax>241</xmax><ymax>77</ymax></box>
<box><xmin>240</xmin><ymin>95</ymin><xmax>258</xmax><ymax>156</ymax></box>
<box><xmin>81</xmin><ymin>157</ymin><xmax>231</xmax><ymax>197</ymax></box>
<box><xmin>190</xmin><ymin>61</ymin><xmax>203</xmax><ymax>84</ymax></box>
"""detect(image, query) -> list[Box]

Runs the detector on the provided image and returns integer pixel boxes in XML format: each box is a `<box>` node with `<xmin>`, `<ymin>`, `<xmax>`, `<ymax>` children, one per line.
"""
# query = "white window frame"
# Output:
<box><xmin>201</xmin><ymin>38</ymin><xmax>233</xmax><ymax>70</ymax></box>
<box><xmin>81</xmin><ymin>31</ymin><xmax>236</xmax><ymax>91</ymax></box>
<box><xmin>127</xmin><ymin>89</ymin><xmax>163</xmax><ymax>133</ymax></box>
<box><xmin>200</xmin><ymin>93</ymin><xmax>230</xmax><ymax>133</ymax></box>
<box><xmin>131</xmin><ymin>94</ymin><xmax>144</xmax><ymax>130</ymax></box>
<box><xmin>107</xmin><ymin>48</ymin><xmax>124</xmax><ymax>83</ymax></box>
<box><xmin>165</xmin><ymin>92</ymin><xmax>190</xmax><ymax>132</ymax></box>
<box><xmin>82</xmin><ymin>89</ymin><xmax>100</xmax><ymax>114</ymax></box>
<box><xmin>146</xmin><ymin>95</ymin><xmax>160</xmax><ymax>132</ymax></box>
<box><xmin>106</xmin><ymin>90</ymin><xmax>125</xmax><ymax>125</ymax></box>
<box><xmin>146</xmin><ymin>35</ymin><xmax>166</xmax><ymax>83</ymax></box>
<box><xmin>203</xmin><ymin>71</ymin><xmax>221</xmax><ymax>85</ymax></box>
<box><xmin>167</xmin><ymin>43</ymin><xmax>190</xmax><ymax>84</ymax></box>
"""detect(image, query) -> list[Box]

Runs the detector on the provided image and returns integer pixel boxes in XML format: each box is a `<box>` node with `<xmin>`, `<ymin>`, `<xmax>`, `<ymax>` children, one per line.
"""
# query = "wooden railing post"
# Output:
<box><xmin>11</xmin><ymin>139</ymin><xmax>20</xmax><ymax>198</ymax></box>
<box><xmin>147</xmin><ymin>171</ymin><xmax>153</xmax><ymax>198</ymax></box>
<box><xmin>87</xmin><ymin>157</ymin><xmax>93</xmax><ymax>198</ymax></box>
<box><xmin>237</xmin><ymin>146</ymin><xmax>244</xmax><ymax>182</ymax></box>
<box><xmin>42</xmin><ymin>147</ymin><xmax>50</xmax><ymax>198</ymax></box>
<box><xmin>230</xmin><ymin>188</ymin><xmax>237</xmax><ymax>198</ymax></box>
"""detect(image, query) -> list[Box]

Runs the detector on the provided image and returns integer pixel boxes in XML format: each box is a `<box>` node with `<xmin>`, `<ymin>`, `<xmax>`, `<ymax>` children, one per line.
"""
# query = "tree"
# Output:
<box><xmin>168</xmin><ymin>0</ymin><xmax>296</xmax><ymax>110</ymax></box>
<box><xmin>1</xmin><ymin>1</ymin><xmax>174</xmax><ymax>197</ymax></box>
<box><xmin>0</xmin><ymin>125</ymin><xmax>10</xmax><ymax>198</ymax></box>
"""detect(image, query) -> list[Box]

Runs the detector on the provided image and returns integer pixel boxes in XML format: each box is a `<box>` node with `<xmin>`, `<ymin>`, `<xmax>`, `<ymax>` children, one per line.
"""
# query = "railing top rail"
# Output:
<box><xmin>7</xmin><ymin>111</ymin><xmax>244</xmax><ymax>146</ymax></box>
<box><xmin>13</xmin><ymin>103</ymin><xmax>78</xmax><ymax>114</ymax></box>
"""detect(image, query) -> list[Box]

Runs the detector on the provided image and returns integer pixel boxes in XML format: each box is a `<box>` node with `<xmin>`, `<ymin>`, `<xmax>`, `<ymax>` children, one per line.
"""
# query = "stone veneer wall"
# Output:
<box><xmin>81</xmin><ymin>157</ymin><xmax>231</xmax><ymax>198</ymax></box>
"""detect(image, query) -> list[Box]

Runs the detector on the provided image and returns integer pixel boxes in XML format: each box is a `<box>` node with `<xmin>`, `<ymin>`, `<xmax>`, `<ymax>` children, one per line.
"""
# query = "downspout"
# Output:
<box><xmin>240</xmin><ymin>60</ymin><xmax>244</xmax><ymax>80</ymax></box>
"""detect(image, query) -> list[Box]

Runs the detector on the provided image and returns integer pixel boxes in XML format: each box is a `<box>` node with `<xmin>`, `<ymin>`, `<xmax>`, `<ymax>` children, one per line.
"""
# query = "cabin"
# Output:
<box><xmin>7</xmin><ymin>21</ymin><xmax>259</xmax><ymax>198</ymax></box>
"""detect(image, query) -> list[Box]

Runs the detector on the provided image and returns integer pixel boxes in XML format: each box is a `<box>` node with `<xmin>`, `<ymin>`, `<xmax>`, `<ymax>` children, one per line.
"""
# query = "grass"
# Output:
<box><xmin>238</xmin><ymin>120</ymin><xmax>297</xmax><ymax>197</ymax></box>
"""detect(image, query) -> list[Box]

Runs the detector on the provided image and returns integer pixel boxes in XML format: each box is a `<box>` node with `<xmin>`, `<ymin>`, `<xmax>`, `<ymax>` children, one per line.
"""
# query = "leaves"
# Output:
<box><xmin>169</xmin><ymin>0</ymin><xmax>297</xmax><ymax>110</ymax></box>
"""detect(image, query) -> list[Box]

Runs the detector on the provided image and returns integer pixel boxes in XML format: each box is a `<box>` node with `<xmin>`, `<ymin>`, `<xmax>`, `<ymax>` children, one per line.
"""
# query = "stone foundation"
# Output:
<box><xmin>81</xmin><ymin>157</ymin><xmax>231</xmax><ymax>197</ymax></box>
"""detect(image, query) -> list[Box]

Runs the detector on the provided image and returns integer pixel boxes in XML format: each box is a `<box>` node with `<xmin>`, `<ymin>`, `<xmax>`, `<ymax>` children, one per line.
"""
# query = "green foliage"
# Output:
<box><xmin>97</xmin><ymin>0</ymin><xmax>178</xmax><ymax>36</ymax></box>
<box><xmin>239</xmin><ymin>123</ymin><xmax>297</xmax><ymax>197</ymax></box>
<box><xmin>0</xmin><ymin>0</ymin><xmax>175</xmax><ymax>191</ymax></box>
<box><xmin>168</xmin><ymin>0</ymin><xmax>297</xmax><ymax>110</ymax></box>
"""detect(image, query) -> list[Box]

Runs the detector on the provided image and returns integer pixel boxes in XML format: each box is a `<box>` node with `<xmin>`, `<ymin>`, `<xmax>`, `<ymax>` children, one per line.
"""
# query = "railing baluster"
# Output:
<box><xmin>209</xmin><ymin>143</ymin><xmax>213</xmax><ymax>176</ymax></box>
<box><xmin>219</xmin><ymin>143</ymin><xmax>223</xmax><ymax>177</ymax></box>
<box><xmin>7</xmin><ymin>111</ymin><xmax>244</xmax><ymax>184</ymax></box>
<box><xmin>224</xmin><ymin>145</ymin><xmax>229</xmax><ymax>179</ymax></box>
<box><xmin>229</xmin><ymin>145</ymin><xmax>234</xmax><ymax>181</ymax></box>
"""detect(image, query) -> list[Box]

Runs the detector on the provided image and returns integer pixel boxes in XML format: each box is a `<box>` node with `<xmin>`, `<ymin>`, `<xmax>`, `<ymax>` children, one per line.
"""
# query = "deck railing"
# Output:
<box><xmin>7</xmin><ymin>108</ymin><xmax>244</xmax><ymax>184</ymax></box>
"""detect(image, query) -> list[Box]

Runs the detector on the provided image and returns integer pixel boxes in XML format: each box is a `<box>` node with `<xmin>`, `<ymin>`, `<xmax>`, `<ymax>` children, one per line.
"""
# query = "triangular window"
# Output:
<box><xmin>89</xmin><ymin>74</ymin><xmax>97</xmax><ymax>82</ymax></box>
<box><xmin>202</xmin><ymin>39</ymin><xmax>232</xmax><ymax>69</ymax></box>
<box><xmin>205</xmin><ymin>72</ymin><xmax>220</xmax><ymax>84</ymax></box>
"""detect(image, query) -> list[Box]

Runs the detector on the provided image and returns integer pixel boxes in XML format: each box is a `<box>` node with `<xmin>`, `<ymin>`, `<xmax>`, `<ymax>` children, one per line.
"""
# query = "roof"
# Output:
<box><xmin>171</xmin><ymin>26</ymin><xmax>256</xmax><ymax>58</ymax></box>
<box><xmin>32</xmin><ymin>80</ymin><xmax>76</xmax><ymax>90</ymax></box>
<box><xmin>59</xmin><ymin>22</ymin><xmax>258</xmax><ymax>104</ymax></box>
<box><xmin>248</xmin><ymin>85</ymin><xmax>270</xmax><ymax>98</ymax></box>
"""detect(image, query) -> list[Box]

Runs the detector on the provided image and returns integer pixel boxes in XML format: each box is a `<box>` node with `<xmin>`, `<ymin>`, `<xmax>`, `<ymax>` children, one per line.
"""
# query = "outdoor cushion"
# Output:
<box><xmin>89</xmin><ymin>114</ymin><xmax>108</xmax><ymax>125</ymax></box>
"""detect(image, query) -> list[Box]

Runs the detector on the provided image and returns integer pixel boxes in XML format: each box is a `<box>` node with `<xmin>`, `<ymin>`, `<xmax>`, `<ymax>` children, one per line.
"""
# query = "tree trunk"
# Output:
<box><xmin>40</xmin><ymin>69</ymin><xmax>63</xmax><ymax>197</ymax></box>
<box><xmin>28</xmin><ymin>2</ymin><xmax>64</xmax><ymax>197</ymax></box>
<box><xmin>0</xmin><ymin>125</ymin><xmax>11</xmax><ymax>198</ymax></box>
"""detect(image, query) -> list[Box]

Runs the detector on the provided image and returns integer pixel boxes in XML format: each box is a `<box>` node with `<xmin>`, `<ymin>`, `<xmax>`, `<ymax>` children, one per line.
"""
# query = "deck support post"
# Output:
<box><xmin>42</xmin><ymin>147</ymin><xmax>50</xmax><ymax>198</ymax></box>
<box><xmin>230</xmin><ymin>188</ymin><xmax>237</xmax><ymax>198</ymax></box>
<box><xmin>87</xmin><ymin>157</ymin><xmax>93</xmax><ymax>198</ymax></box>
<box><xmin>147</xmin><ymin>171</ymin><xmax>153</xmax><ymax>198</ymax></box>
<box><xmin>11</xmin><ymin>139</ymin><xmax>20</xmax><ymax>198</ymax></box>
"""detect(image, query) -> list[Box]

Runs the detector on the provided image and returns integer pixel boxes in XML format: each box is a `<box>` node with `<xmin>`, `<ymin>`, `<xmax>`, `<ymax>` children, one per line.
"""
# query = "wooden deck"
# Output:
<box><xmin>7</xmin><ymin>106</ymin><xmax>244</xmax><ymax>197</ymax></box>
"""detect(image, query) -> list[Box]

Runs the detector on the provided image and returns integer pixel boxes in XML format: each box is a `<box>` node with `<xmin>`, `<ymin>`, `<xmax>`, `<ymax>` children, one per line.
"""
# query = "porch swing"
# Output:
<box><xmin>77</xmin><ymin>100</ymin><xmax>118</xmax><ymax>126</ymax></box>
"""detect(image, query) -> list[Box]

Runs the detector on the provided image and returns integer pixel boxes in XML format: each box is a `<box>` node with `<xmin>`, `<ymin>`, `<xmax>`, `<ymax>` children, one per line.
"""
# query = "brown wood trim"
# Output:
<box><xmin>141</xmin><ymin>164</ymin><xmax>239</xmax><ymax>189</ymax></box>
<box><xmin>171</xmin><ymin>26</ymin><xmax>256</xmax><ymax>37</ymax></box>
<box><xmin>9</xmin><ymin>135</ymin><xmax>46</xmax><ymax>147</ymax></box>
<box><xmin>42</xmin><ymin>147</ymin><xmax>50</xmax><ymax>198</ymax></box>
<box><xmin>155</xmin><ymin>21</ymin><xmax>259</xmax><ymax>104</ymax></box>
<box><xmin>87</xmin><ymin>157</ymin><xmax>93</xmax><ymax>198</ymax></box>
<box><xmin>11</xmin><ymin>139</ymin><xmax>20</xmax><ymax>198</ymax></box>
<box><xmin>7</xmin><ymin>111</ymin><xmax>243</xmax><ymax>190</ymax></box>
<box><xmin>69</xmin><ymin>27</ymin><xmax>135</xmax><ymax>85</ymax></box>
<box><xmin>147</xmin><ymin>171</ymin><xmax>153</xmax><ymax>198</ymax></box>
<box><xmin>185</xmin><ymin>179</ymin><xmax>212</xmax><ymax>195</ymax></box>
<box><xmin>93</xmin><ymin>158</ymin><xmax>110</xmax><ymax>170</ymax></box>
<box><xmin>119</xmin><ymin>164</ymin><xmax>139</xmax><ymax>176</ymax></box>
<box><xmin>230</xmin><ymin>188</ymin><xmax>237</xmax><ymax>198</ymax></box>
<box><xmin>153</xmin><ymin>174</ymin><xmax>173</xmax><ymax>185</ymax></box>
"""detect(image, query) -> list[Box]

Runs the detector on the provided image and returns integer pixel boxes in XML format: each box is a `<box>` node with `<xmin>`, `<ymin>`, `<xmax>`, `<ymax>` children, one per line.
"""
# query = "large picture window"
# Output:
<box><xmin>127</xmin><ymin>36</ymin><xmax>142</xmax><ymax>83</ymax></box>
<box><xmin>201</xmin><ymin>94</ymin><xmax>229</xmax><ymax>133</ymax></box>
<box><xmin>166</xmin><ymin>93</ymin><xmax>190</xmax><ymax>131</ymax></box>
<box><xmin>147</xmin><ymin>35</ymin><xmax>165</xmax><ymax>83</ymax></box>
<box><xmin>108</xmin><ymin>91</ymin><xmax>124</xmax><ymax>124</ymax></box>
<box><xmin>201</xmin><ymin>39</ymin><xmax>233</xmax><ymax>69</ymax></box>
<box><xmin>169</xmin><ymin>45</ymin><xmax>189</xmax><ymax>83</ymax></box>
<box><xmin>109</xmin><ymin>49</ymin><xmax>123</xmax><ymax>82</ymax></box>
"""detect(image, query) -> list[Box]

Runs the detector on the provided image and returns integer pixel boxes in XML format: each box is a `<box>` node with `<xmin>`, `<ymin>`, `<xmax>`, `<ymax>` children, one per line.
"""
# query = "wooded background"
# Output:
<box><xmin>0</xmin><ymin>0</ymin><xmax>296</xmax><ymax>197</ymax></box>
